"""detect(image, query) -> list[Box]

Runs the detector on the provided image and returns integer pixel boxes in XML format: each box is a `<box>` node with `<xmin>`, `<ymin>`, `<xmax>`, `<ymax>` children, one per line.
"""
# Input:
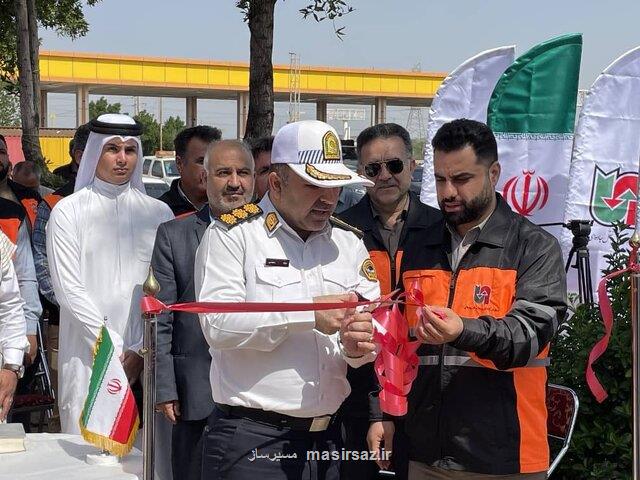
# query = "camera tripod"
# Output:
<box><xmin>540</xmin><ymin>220</ymin><xmax>594</xmax><ymax>305</ymax></box>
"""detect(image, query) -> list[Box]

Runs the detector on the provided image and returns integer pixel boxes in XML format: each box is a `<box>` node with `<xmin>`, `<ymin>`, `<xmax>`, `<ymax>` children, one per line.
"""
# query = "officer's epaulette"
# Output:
<box><xmin>329</xmin><ymin>216</ymin><xmax>363</xmax><ymax>239</ymax></box>
<box><xmin>217</xmin><ymin>203</ymin><xmax>263</xmax><ymax>229</ymax></box>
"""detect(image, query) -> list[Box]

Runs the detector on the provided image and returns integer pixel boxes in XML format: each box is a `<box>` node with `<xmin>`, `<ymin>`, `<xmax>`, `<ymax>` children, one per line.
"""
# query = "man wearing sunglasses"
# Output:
<box><xmin>338</xmin><ymin>123</ymin><xmax>441</xmax><ymax>480</ymax></box>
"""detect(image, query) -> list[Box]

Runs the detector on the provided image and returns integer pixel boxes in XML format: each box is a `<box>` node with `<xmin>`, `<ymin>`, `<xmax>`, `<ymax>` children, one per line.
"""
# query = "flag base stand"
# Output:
<box><xmin>86</xmin><ymin>450</ymin><xmax>120</xmax><ymax>466</ymax></box>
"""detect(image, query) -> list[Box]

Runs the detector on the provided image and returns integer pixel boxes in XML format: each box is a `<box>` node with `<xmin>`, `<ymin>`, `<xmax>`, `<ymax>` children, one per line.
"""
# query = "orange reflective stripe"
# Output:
<box><xmin>43</xmin><ymin>193</ymin><xmax>63</xmax><ymax>211</ymax></box>
<box><xmin>0</xmin><ymin>218</ymin><xmax>20</xmax><ymax>245</ymax></box>
<box><xmin>402</xmin><ymin>269</ymin><xmax>451</xmax><ymax>328</ymax></box>
<box><xmin>20</xmin><ymin>198</ymin><xmax>38</xmax><ymax>228</ymax></box>
<box><xmin>369</xmin><ymin>250</ymin><xmax>391</xmax><ymax>295</ymax></box>
<box><xmin>514</xmin><ymin>367</ymin><xmax>549</xmax><ymax>472</ymax></box>
<box><xmin>395</xmin><ymin>249</ymin><xmax>404</xmax><ymax>286</ymax></box>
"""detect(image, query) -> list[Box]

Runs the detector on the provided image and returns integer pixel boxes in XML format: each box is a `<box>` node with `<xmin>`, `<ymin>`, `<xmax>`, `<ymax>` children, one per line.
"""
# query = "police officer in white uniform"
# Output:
<box><xmin>195</xmin><ymin>120</ymin><xmax>380</xmax><ymax>480</ymax></box>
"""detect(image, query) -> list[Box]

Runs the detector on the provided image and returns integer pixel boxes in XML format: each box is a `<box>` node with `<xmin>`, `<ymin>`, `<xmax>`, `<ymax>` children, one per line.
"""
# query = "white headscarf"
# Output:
<box><xmin>74</xmin><ymin>114</ymin><xmax>145</xmax><ymax>193</ymax></box>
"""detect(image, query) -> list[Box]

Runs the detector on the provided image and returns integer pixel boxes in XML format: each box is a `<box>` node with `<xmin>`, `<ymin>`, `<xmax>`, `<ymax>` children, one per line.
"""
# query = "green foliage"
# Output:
<box><xmin>132</xmin><ymin>110</ymin><xmax>185</xmax><ymax>156</ymax></box>
<box><xmin>235</xmin><ymin>0</ymin><xmax>353</xmax><ymax>36</ymax></box>
<box><xmin>134</xmin><ymin>110</ymin><xmax>159</xmax><ymax>156</ymax></box>
<box><xmin>549</xmin><ymin>223</ymin><xmax>632</xmax><ymax>479</ymax></box>
<box><xmin>161</xmin><ymin>115</ymin><xmax>185</xmax><ymax>151</ymax></box>
<box><xmin>0</xmin><ymin>0</ymin><xmax>100</xmax><ymax>89</ymax></box>
<box><xmin>89</xmin><ymin>96</ymin><xmax>121</xmax><ymax>120</ymax></box>
<box><xmin>0</xmin><ymin>86</ymin><xmax>20</xmax><ymax>126</ymax></box>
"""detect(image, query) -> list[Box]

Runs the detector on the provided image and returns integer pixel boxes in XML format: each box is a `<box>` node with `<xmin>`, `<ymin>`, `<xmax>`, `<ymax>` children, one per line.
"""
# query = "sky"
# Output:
<box><xmin>39</xmin><ymin>0</ymin><xmax>640</xmax><ymax>138</ymax></box>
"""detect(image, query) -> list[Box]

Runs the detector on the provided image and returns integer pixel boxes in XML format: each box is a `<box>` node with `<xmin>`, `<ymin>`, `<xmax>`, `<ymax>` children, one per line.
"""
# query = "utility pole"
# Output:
<box><xmin>158</xmin><ymin>97</ymin><xmax>163</xmax><ymax>152</ymax></box>
<box><xmin>288</xmin><ymin>52</ymin><xmax>301</xmax><ymax>123</ymax></box>
<box><xmin>406</xmin><ymin>63</ymin><xmax>427</xmax><ymax>144</ymax></box>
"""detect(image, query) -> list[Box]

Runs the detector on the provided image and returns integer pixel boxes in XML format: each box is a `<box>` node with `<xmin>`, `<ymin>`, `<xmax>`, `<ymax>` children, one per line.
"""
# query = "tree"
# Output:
<box><xmin>235</xmin><ymin>0</ymin><xmax>353</xmax><ymax>140</ymax></box>
<box><xmin>161</xmin><ymin>116</ymin><xmax>185</xmax><ymax>151</ymax></box>
<box><xmin>0</xmin><ymin>87</ymin><xmax>20</xmax><ymax>126</ymax></box>
<box><xmin>89</xmin><ymin>96</ymin><xmax>122</xmax><ymax>120</ymax></box>
<box><xmin>0</xmin><ymin>0</ymin><xmax>100</xmax><ymax>172</ymax></box>
<box><xmin>134</xmin><ymin>110</ymin><xmax>160</xmax><ymax>156</ymax></box>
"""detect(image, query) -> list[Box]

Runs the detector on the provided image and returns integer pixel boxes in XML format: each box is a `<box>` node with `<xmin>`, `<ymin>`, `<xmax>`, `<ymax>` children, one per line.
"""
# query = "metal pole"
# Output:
<box><xmin>141</xmin><ymin>267</ymin><xmax>160</xmax><ymax>480</ymax></box>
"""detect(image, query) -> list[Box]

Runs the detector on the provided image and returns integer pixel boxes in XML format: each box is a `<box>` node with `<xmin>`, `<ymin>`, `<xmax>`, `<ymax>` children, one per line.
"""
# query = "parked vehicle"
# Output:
<box><xmin>142</xmin><ymin>153</ymin><xmax>179</xmax><ymax>186</ymax></box>
<box><xmin>142</xmin><ymin>176</ymin><xmax>170</xmax><ymax>199</ymax></box>
<box><xmin>410</xmin><ymin>165</ymin><xmax>424</xmax><ymax>195</ymax></box>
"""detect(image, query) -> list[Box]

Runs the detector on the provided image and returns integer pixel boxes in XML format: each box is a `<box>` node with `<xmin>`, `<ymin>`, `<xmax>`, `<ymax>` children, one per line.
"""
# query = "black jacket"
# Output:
<box><xmin>399</xmin><ymin>194</ymin><xmax>567</xmax><ymax>474</ymax></box>
<box><xmin>339</xmin><ymin>191</ymin><xmax>442</xmax><ymax>295</ymax></box>
<box><xmin>158</xmin><ymin>178</ymin><xmax>196</xmax><ymax>217</ymax></box>
<box><xmin>338</xmin><ymin>192</ymin><xmax>442</xmax><ymax>416</ymax></box>
<box><xmin>151</xmin><ymin>205</ymin><xmax>214</xmax><ymax>421</ymax></box>
<box><xmin>52</xmin><ymin>162</ymin><xmax>78</xmax><ymax>183</ymax></box>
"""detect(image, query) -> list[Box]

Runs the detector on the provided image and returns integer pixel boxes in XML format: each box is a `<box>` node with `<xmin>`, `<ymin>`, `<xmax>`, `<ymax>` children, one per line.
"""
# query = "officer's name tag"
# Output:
<box><xmin>265</xmin><ymin>258</ymin><xmax>290</xmax><ymax>267</ymax></box>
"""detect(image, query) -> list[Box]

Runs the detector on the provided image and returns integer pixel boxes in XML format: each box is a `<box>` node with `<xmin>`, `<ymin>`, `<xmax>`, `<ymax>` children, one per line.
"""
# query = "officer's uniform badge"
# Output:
<box><xmin>265</xmin><ymin>212</ymin><xmax>279</xmax><ymax>233</ymax></box>
<box><xmin>322</xmin><ymin>131</ymin><xmax>341</xmax><ymax>161</ymax></box>
<box><xmin>361</xmin><ymin>258</ymin><xmax>378</xmax><ymax>282</ymax></box>
<box><xmin>217</xmin><ymin>203</ymin><xmax>263</xmax><ymax>228</ymax></box>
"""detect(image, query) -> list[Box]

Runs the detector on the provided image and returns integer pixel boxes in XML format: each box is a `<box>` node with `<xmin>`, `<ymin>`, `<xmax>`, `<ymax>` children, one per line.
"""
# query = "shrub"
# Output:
<box><xmin>549</xmin><ymin>224</ymin><xmax>632</xmax><ymax>478</ymax></box>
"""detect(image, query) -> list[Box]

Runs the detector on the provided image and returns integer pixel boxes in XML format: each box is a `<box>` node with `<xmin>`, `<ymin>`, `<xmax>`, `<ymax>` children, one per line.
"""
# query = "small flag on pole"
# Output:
<box><xmin>79</xmin><ymin>325</ymin><xmax>139</xmax><ymax>456</ymax></box>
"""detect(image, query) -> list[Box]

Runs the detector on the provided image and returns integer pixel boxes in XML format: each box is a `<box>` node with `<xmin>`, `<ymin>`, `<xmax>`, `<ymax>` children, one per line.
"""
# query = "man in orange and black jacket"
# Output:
<box><xmin>339</xmin><ymin>123</ymin><xmax>441</xmax><ymax>480</ymax></box>
<box><xmin>368</xmin><ymin>119</ymin><xmax>567</xmax><ymax>479</ymax></box>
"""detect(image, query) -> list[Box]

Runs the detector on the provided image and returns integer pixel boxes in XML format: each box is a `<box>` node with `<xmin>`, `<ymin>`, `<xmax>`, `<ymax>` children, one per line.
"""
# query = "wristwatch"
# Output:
<box><xmin>2</xmin><ymin>363</ymin><xmax>25</xmax><ymax>379</ymax></box>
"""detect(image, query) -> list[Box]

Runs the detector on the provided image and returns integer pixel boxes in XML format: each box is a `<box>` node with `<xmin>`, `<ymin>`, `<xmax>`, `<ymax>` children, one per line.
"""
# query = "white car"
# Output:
<box><xmin>142</xmin><ymin>155</ymin><xmax>179</xmax><ymax>186</ymax></box>
<box><xmin>142</xmin><ymin>176</ymin><xmax>170</xmax><ymax>199</ymax></box>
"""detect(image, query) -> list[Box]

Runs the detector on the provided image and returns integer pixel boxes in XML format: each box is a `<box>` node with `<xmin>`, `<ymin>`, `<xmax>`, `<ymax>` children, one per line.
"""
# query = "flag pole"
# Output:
<box><xmin>141</xmin><ymin>267</ymin><xmax>160</xmax><ymax>480</ymax></box>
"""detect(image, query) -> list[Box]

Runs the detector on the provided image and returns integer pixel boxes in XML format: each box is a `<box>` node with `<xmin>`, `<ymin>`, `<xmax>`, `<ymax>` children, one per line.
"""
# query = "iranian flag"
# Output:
<box><xmin>79</xmin><ymin>326</ymin><xmax>139</xmax><ymax>456</ymax></box>
<box><xmin>488</xmin><ymin>34</ymin><xmax>582</xmax><ymax>239</ymax></box>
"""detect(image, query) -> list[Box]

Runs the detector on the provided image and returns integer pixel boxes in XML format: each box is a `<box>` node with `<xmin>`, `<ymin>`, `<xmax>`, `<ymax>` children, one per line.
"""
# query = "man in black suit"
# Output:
<box><xmin>152</xmin><ymin>139</ymin><xmax>255</xmax><ymax>480</ymax></box>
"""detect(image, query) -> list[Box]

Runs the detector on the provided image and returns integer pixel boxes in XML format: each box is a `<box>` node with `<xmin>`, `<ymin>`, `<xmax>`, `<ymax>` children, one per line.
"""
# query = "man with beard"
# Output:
<box><xmin>153</xmin><ymin>139</ymin><xmax>254</xmax><ymax>480</ymax></box>
<box><xmin>368</xmin><ymin>119</ymin><xmax>567</xmax><ymax>479</ymax></box>
<box><xmin>339</xmin><ymin>123</ymin><xmax>441</xmax><ymax>480</ymax></box>
<box><xmin>47</xmin><ymin>114</ymin><xmax>174</xmax><ymax>433</ymax></box>
<box><xmin>158</xmin><ymin>125</ymin><xmax>222</xmax><ymax>216</ymax></box>
<box><xmin>195</xmin><ymin>120</ymin><xmax>379</xmax><ymax>480</ymax></box>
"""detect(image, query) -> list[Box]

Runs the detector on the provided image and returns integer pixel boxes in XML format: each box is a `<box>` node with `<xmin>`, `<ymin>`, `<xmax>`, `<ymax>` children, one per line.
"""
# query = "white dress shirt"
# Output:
<box><xmin>0</xmin><ymin>230</ymin><xmax>28</xmax><ymax>366</ymax></box>
<box><xmin>195</xmin><ymin>195</ymin><xmax>380</xmax><ymax>418</ymax></box>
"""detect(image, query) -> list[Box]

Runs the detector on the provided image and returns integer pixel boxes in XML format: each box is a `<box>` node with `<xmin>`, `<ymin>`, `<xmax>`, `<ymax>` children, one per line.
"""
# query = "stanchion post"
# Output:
<box><xmin>630</xmin><ymin>232</ymin><xmax>640</xmax><ymax>480</ymax></box>
<box><xmin>141</xmin><ymin>267</ymin><xmax>160</xmax><ymax>480</ymax></box>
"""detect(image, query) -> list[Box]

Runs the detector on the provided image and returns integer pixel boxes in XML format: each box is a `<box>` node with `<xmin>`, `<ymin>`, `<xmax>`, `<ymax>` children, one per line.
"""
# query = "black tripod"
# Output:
<box><xmin>540</xmin><ymin>220</ymin><xmax>594</xmax><ymax>304</ymax></box>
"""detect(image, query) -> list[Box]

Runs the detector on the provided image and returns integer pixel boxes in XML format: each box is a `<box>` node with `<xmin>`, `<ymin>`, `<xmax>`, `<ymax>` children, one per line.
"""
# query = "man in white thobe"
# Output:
<box><xmin>47</xmin><ymin>114</ymin><xmax>174</xmax><ymax>434</ymax></box>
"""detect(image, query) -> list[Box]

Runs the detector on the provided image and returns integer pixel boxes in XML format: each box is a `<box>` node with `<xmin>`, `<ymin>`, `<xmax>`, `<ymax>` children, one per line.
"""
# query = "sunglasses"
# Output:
<box><xmin>363</xmin><ymin>158</ymin><xmax>405</xmax><ymax>178</ymax></box>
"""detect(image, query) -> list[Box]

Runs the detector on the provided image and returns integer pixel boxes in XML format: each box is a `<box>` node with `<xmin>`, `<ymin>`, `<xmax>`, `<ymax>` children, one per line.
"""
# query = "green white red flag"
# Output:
<box><xmin>79</xmin><ymin>325</ymin><xmax>139</xmax><ymax>456</ymax></box>
<box><xmin>488</xmin><ymin>33</ymin><xmax>582</xmax><ymax>239</ymax></box>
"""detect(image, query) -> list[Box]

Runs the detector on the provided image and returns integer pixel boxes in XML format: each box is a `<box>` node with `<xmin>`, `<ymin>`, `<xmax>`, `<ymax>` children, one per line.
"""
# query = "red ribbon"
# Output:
<box><xmin>140</xmin><ymin>291</ymin><xmax>419</xmax><ymax>416</ymax></box>
<box><xmin>587</xmin><ymin>244</ymin><xmax>639</xmax><ymax>402</ymax></box>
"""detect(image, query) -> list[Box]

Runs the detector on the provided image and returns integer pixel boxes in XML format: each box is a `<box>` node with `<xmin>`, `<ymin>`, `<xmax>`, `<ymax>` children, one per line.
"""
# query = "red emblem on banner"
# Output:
<box><xmin>502</xmin><ymin>170</ymin><xmax>549</xmax><ymax>216</ymax></box>
<box><xmin>107</xmin><ymin>378</ymin><xmax>122</xmax><ymax>395</ymax></box>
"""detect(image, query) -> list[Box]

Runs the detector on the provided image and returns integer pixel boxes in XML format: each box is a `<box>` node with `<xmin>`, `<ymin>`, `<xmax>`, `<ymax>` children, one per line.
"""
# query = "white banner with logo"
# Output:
<box><xmin>563</xmin><ymin>46</ymin><xmax>640</xmax><ymax>289</ymax></box>
<box><xmin>420</xmin><ymin>46</ymin><xmax>515</xmax><ymax>207</ymax></box>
